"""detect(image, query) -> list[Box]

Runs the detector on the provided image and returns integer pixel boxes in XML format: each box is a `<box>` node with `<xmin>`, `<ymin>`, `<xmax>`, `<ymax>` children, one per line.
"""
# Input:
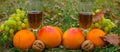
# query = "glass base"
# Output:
<box><xmin>32</xmin><ymin>29</ymin><xmax>38</xmax><ymax>32</ymax></box>
<box><xmin>80</xmin><ymin>28</ymin><xmax>88</xmax><ymax>36</ymax></box>
<box><xmin>28</xmin><ymin>28</ymin><xmax>38</xmax><ymax>38</ymax></box>
<box><xmin>32</xmin><ymin>29</ymin><xmax>38</xmax><ymax>35</ymax></box>
<box><xmin>83</xmin><ymin>30</ymin><xmax>88</xmax><ymax>36</ymax></box>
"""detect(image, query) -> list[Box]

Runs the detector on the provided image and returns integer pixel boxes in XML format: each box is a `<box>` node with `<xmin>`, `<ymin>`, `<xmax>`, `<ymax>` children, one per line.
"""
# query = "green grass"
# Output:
<box><xmin>0</xmin><ymin>0</ymin><xmax>120</xmax><ymax>52</ymax></box>
<box><xmin>0</xmin><ymin>0</ymin><xmax>120</xmax><ymax>31</ymax></box>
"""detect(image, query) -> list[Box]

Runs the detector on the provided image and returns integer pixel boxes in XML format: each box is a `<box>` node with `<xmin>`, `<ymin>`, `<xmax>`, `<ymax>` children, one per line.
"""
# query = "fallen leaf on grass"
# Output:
<box><xmin>101</xmin><ymin>34</ymin><xmax>120</xmax><ymax>46</ymax></box>
<box><xmin>111</xmin><ymin>13</ymin><xmax>119</xmax><ymax>20</ymax></box>
<box><xmin>111</xmin><ymin>13</ymin><xmax>120</xmax><ymax>24</ymax></box>
<box><xmin>43</xmin><ymin>12</ymin><xmax>50</xmax><ymax>16</ymax></box>
<box><xmin>70</xmin><ymin>15</ymin><xmax>78</xmax><ymax>20</ymax></box>
<box><xmin>93</xmin><ymin>9</ymin><xmax>106</xmax><ymax>22</ymax></box>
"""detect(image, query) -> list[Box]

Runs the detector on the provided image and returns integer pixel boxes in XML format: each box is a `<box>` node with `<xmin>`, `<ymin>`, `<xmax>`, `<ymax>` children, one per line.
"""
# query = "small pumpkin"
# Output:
<box><xmin>13</xmin><ymin>29</ymin><xmax>35</xmax><ymax>50</ymax></box>
<box><xmin>87</xmin><ymin>28</ymin><xmax>106</xmax><ymax>47</ymax></box>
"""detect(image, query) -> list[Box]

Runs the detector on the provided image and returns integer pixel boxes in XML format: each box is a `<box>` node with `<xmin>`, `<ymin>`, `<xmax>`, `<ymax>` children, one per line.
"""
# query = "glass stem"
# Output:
<box><xmin>84</xmin><ymin>30</ymin><xmax>88</xmax><ymax>36</ymax></box>
<box><xmin>32</xmin><ymin>29</ymin><xmax>38</xmax><ymax>39</ymax></box>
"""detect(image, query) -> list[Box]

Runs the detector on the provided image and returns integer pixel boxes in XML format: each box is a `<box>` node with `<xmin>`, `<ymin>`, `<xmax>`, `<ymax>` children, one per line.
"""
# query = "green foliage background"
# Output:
<box><xmin>0</xmin><ymin>0</ymin><xmax>120</xmax><ymax>52</ymax></box>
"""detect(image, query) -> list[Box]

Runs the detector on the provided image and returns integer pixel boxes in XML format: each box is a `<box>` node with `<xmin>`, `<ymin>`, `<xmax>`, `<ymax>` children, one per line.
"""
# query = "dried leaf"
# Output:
<box><xmin>54</xmin><ymin>21</ymin><xmax>59</xmax><ymax>25</ymax></box>
<box><xmin>101</xmin><ymin>34</ymin><xmax>120</xmax><ymax>46</ymax></box>
<box><xmin>53</xmin><ymin>14</ymin><xmax>57</xmax><ymax>19</ymax></box>
<box><xmin>93</xmin><ymin>9</ymin><xmax>106</xmax><ymax>22</ymax></box>
<box><xmin>111</xmin><ymin>13</ymin><xmax>120</xmax><ymax>20</ymax></box>
<box><xmin>43</xmin><ymin>12</ymin><xmax>50</xmax><ymax>16</ymax></box>
<box><xmin>70</xmin><ymin>15</ymin><xmax>78</xmax><ymax>20</ymax></box>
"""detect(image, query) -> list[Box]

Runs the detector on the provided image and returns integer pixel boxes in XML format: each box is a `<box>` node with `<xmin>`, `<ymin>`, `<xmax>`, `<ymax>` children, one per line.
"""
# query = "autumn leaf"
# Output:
<box><xmin>101</xmin><ymin>34</ymin><xmax>120</xmax><ymax>46</ymax></box>
<box><xmin>111</xmin><ymin>13</ymin><xmax>120</xmax><ymax>20</ymax></box>
<box><xmin>70</xmin><ymin>15</ymin><xmax>78</xmax><ymax>20</ymax></box>
<box><xmin>93</xmin><ymin>9</ymin><xmax>106</xmax><ymax>22</ymax></box>
<box><xmin>111</xmin><ymin>13</ymin><xmax>120</xmax><ymax>24</ymax></box>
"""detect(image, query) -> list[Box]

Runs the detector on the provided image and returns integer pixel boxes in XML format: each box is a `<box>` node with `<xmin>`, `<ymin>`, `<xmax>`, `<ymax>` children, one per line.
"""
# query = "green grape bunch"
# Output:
<box><xmin>0</xmin><ymin>9</ymin><xmax>29</xmax><ymax>41</ymax></box>
<box><xmin>91</xmin><ymin>10</ymin><xmax>116</xmax><ymax>33</ymax></box>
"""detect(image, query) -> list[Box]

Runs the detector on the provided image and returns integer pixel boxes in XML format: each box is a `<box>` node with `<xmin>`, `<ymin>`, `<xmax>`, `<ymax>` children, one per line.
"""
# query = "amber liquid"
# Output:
<box><xmin>78</xmin><ymin>12</ymin><xmax>93</xmax><ymax>29</ymax></box>
<box><xmin>28</xmin><ymin>11</ymin><xmax>42</xmax><ymax>29</ymax></box>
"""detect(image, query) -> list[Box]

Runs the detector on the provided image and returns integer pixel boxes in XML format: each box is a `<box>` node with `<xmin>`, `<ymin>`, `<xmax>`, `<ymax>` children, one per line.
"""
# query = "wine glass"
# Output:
<box><xmin>78</xmin><ymin>12</ymin><xmax>93</xmax><ymax>30</ymax></box>
<box><xmin>78</xmin><ymin>3</ymin><xmax>93</xmax><ymax>35</ymax></box>
<box><xmin>27</xmin><ymin>11</ymin><xmax>42</xmax><ymax>32</ymax></box>
<box><xmin>26</xmin><ymin>0</ymin><xmax>42</xmax><ymax>34</ymax></box>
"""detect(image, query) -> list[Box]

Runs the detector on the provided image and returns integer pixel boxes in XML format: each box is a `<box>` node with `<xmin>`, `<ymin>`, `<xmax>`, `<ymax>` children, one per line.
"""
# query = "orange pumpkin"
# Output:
<box><xmin>13</xmin><ymin>29</ymin><xmax>35</xmax><ymax>50</ymax></box>
<box><xmin>87</xmin><ymin>28</ymin><xmax>106</xmax><ymax>47</ymax></box>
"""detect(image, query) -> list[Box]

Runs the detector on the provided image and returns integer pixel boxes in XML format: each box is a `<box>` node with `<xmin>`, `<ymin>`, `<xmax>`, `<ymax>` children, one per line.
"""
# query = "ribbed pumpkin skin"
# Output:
<box><xmin>87</xmin><ymin>28</ymin><xmax>106</xmax><ymax>47</ymax></box>
<box><xmin>13</xmin><ymin>29</ymin><xmax>35</xmax><ymax>50</ymax></box>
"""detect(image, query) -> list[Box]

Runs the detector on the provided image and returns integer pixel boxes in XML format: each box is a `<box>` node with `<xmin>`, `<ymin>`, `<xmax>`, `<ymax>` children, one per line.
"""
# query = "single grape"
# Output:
<box><xmin>9</xmin><ymin>29</ymin><xmax>14</xmax><ymax>34</ymax></box>
<box><xmin>0</xmin><ymin>24</ymin><xmax>5</xmax><ymax>31</ymax></box>
<box><xmin>24</xmin><ymin>22</ymin><xmax>29</xmax><ymax>28</ymax></box>
<box><xmin>97</xmin><ymin>20</ymin><xmax>102</xmax><ymax>25</ymax></box>
<box><xmin>11</xmin><ymin>20</ymin><xmax>17</xmax><ymax>26</ymax></box>
<box><xmin>102</xmin><ymin>16</ymin><xmax>105</xmax><ymax>20</ymax></box>
<box><xmin>5</xmin><ymin>26</ymin><xmax>9</xmax><ymax>32</ymax></box>
<box><xmin>100</xmin><ymin>17</ymin><xmax>105</xmax><ymax>23</ymax></box>
<box><xmin>107</xmin><ymin>24</ymin><xmax>111</xmax><ymax>28</ymax></box>
<box><xmin>21</xmin><ymin>23</ymin><xmax>26</xmax><ymax>28</ymax></box>
<box><xmin>95</xmin><ymin>9</ymin><xmax>100</xmax><ymax>13</ymax></box>
<box><xmin>18</xmin><ymin>26</ymin><xmax>22</xmax><ymax>30</ymax></box>
<box><xmin>15</xmin><ymin>17</ymin><xmax>21</xmax><ymax>21</ymax></box>
<box><xmin>16</xmin><ymin>9</ymin><xmax>21</xmax><ymax>14</ymax></box>
<box><xmin>104</xmin><ymin>27</ymin><xmax>109</xmax><ymax>32</ymax></box>
<box><xmin>24</xmin><ymin>19</ymin><xmax>29</xmax><ymax>27</ymax></box>
<box><xmin>94</xmin><ymin>23</ymin><xmax>99</xmax><ymax>28</ymax></box>
<box><xmin>105</xmin><ymin>19</ymin><xmax>111</xmax><ymax>23</ymax></box>
<box><xmin>17</xmin><ymin>14</ymin><xmax>23</xmax><ymax>19</ymax></box>
<box><xmin>20</xmin><ymin>12</ymin><xmax>25</xmax><ymax>18</ymax></box>
<box><xmin>23</xmin><ymin>19</ymin><xmax>28</xmax><ymax>23</ymax></box>
<box><xmin>17</xmin><ymin>21</ymin><xmax>22</xmax><ymax>25</ymax></box>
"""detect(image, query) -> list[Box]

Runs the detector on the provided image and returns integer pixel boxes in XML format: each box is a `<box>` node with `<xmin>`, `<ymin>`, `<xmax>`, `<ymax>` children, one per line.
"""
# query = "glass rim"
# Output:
<box><xmin>27</xmin><ymin>11</ymin><xmax>42</xmax><ymax>13</ymax></box>
<box><xmin>79</xmin><ymin>12</ymin><xmax>93</xmax><ymax>15</ymax></box>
